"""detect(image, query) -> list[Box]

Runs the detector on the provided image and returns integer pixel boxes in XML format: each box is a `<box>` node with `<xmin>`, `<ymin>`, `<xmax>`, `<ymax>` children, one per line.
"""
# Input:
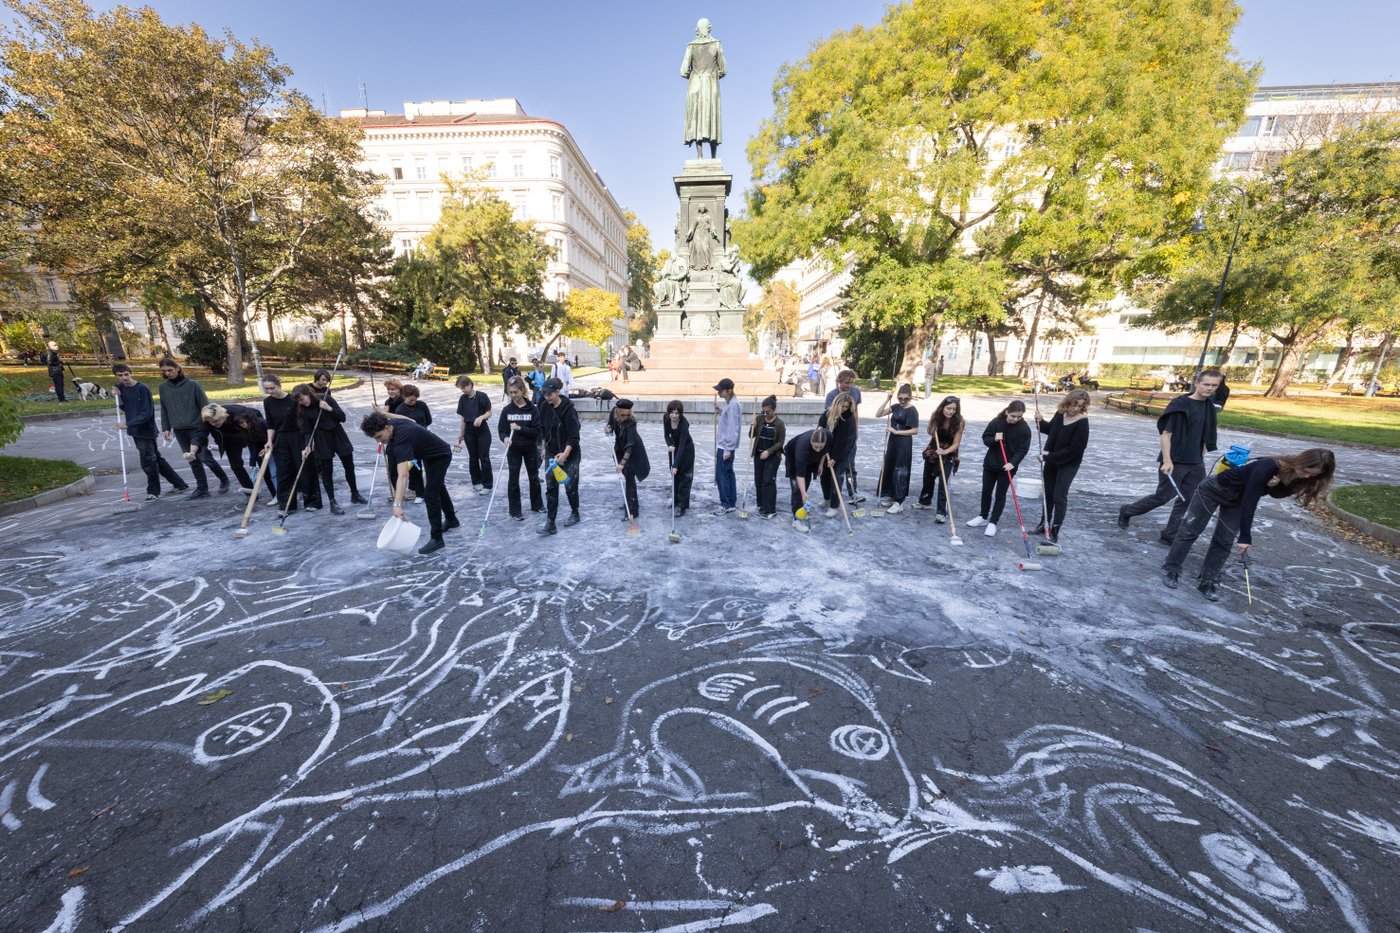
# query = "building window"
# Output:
<box><xmin>552</xmin><ymin>236</ymin><xmax>566</xmax><ymax>263</ymax></box>
<box><xmin>1088</xmin><ymin>338</ymin><xmax>1099</xmax><ymax>361</ymax></box>
<box><xmin>513</xmin><ymin>192</ymin><xmax>528</xmax><ymax>218</ymax></box>
<box><xmin>391</xmin><ymin>163</ymin><xmax>403</xmax><ymax>180</ymax></box>
<box><xmin>400</xmin><ymin>238</ymin><xmax>414</xmax><ymax>254</ymax></box>
<box><xmin>414</xmin><ymin>159</ymin><xmax>427</xmax><ymax>180</ymax></box>
<box><xmin>44</xmin><ymin>277</ymin><xmax>60</xmax><ymax>301</ymax></box>
<box><xmin>1237</xmin><ymin>116</ymin><xmax>1262</xmax><ymax>137</ymax></box>
<box><xmin>512</xmin><ymin>155</ymin><xmax>525</xmax><ymax>178</ymax></box>
<box><xmin>552</xmin><ymin>194</ymin><xmax>563</xmax><ymax>219</ymax></box>
<box><xmin>417</xmin><ymin>194</ymin><xmax>432</xmax><ymax>221</ymax></box>
<box><xmin>549</xmin><ymin>155</ymin><xmax>560</xmax><ymax>178</ymax></box>
<box><xmin>437</xmin><ymin>157</ymin><xmax>448</xmax><ymax>175</ymax></box>
<box><xmin>1225</xmin><ymin>152</ymin><xmax>1253</xmax><ymax>171</ymax></box>
<box><xmin>461</xmin><ymin>155</ymin><xmax>473</xmax><ymax>173</ymax></box>
<box><xmin>486</xmin><ymin>158</ymin><xmax>498</xmax><ymax>179</ymax></box>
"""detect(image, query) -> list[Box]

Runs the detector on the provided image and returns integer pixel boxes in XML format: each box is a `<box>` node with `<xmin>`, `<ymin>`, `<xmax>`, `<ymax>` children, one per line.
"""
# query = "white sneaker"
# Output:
<box><xmin>935</xmin><ymin>512</ymin><xmax>948</xmax><ymax>524</ymax></box>
<box><xmin>824</xmin><ymin>507</ymin><xmax>838</xmax><ymax>518</ymax></box>
<box><xmin>877</xmin><ymin>498</ymin><xmax>892</xmax><ymax>508</ymax></box>
<box><xmin>792</xmin><ymin>519</ymin><xmax>810</xmax><ymax>534</ymax></box>
<box><xmin>471</xmin><ymin>484</ymin><xmax>483</xmax><ymax>494</ymax></box>
<box><xmin>886</xmin><ymin>501</ymin><xmax>904</xmax><ymax>515</ymax></box>
<box><xmin>966</xmin><ymin>516</ymin><xmax>987</xmax><ymax>527</ymax></box>
<box><xmin>984</xmin><ymin>522</ymin><xmax>998</xmax><ymax>537</ymax></box>
<box><xmin>479</xmin><ymin>487</ymin><xmax>492</xmax><ymax>496</ymax></box>
<box><xmin>911</xmin><ymin>501</ymin><xmax>932</xmax><ymax>510</ymax></box>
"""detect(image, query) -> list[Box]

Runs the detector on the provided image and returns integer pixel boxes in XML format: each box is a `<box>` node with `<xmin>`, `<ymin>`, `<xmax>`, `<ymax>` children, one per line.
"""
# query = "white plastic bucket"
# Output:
<box><xmin>377</xmin><ymin>516</ymin><xmax>422</xmax><ymax>555</ymax></box>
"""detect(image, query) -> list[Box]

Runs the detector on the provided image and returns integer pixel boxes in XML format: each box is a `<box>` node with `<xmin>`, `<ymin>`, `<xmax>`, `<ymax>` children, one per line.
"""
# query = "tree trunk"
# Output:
<box><xmin>149</xmin><ymin>306</ymin><xmax>169</xmax><ymax>355</ymax></box>
<box><xmin>966</xmin><ymin>330</ymin><xmax>977</xmax><ymax>377</ymax></box>
<box><xmin>896</xmin><ymin>316</ymin><xmax>935</xmax><ymax>383</ymax></box>
<box><xmin>1367</xmin><ymin>329</ymin><xmax>1395</xmax><ymax>396</ymax></box>
<box><xmin>265</xmin><ymin>314</ymin><xmax>275</xmax><ymax>343</ymax></box>
<box><xmin>1017</xmin><ymin>289</ymin><xmax>1049</xmax><ymax>379</ymax></box>
<box><xmin>1250</xmin><ymin>331</ymin><xmax>1269</xmax><ymax>385</ymax></box>
<box><xmin>224</xmin><ymin>304</ymin><xmax>246</xmax><ymax>385</ymax></box>
<box><xmin>1264</xmin><ymin>337</ymin><xmax>1312</xmax><ymax>398</ymax></box>
<box><xmin>983</xmin><ymin>322</ymin><xmax>1000</xmax><ymax>376</ymax></box>
<box><xmin>1220</xmin><ymin>318</ymin><xmax>1242</xmax><ymax>370</ymax></box>
<box><xmin>1325</xmin><ymin>328</ymin><xmax>1356</xmax><ymax>389</ymax></box>
<box><xmin>339</xmin><ymin>311</ymin><xmax>350</xmax><ymax>353</ymax></box>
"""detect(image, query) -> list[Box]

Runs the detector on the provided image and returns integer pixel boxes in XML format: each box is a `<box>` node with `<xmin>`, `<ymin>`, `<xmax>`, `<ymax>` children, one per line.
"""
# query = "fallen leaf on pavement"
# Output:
<box><xmin>599</xmin><ymin>900</ymin><xmax>625</xmax><ymax>913</ymax></box>
<box><xmin>67</xmin><ymin>866</ymin><xmax>89</xmax><ymax>879</ymax></box>
<box><xmin>196</xmin><ymin>689</ymin><xmax>232</xmax><ymax>706</ymax></box>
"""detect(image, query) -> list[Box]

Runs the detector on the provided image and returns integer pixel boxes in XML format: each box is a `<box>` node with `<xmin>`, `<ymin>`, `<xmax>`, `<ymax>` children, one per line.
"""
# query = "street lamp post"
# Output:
<box><xmin>1188</xmin><ymin>184</ymin><xmax>1248</xmax><ymax>380</ymax></box>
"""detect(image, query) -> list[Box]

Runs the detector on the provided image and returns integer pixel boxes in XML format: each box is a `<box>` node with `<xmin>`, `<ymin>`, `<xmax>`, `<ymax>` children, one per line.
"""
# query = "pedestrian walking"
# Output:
<box><xmin>39</xmin><ymin>340</ymin><xmax>66</xmax><ymax>401</ymax></box>
<box><xmin>112</xmin><ymin>363</ymin><xmax>187</xmax><ymax>499</ymax></box>
<box><xmin>158</xmin><ymin>357</ymin><xmax>229</xmax><ymax>499</ymax></box>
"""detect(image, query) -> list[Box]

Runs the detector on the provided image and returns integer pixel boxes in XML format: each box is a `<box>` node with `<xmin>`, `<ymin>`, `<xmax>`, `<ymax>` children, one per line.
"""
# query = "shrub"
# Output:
<box><xmin>175</xmin><ymin>320</ymin><xmax>229</xmax><ymax>374</ymax></box>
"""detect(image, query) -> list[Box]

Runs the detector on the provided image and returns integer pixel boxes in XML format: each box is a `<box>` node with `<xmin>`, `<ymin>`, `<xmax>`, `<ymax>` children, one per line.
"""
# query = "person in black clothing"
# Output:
<box><xmin>916</xmin><ymin>395</ymin><xmax>965</xmax><ymax>521</ymax></box>
<box><xmin>381</xmin><ymin>379</ymin><xmax>405</xmax><ymax>414</ymax></box>
<box><xmin>784</xmin><ymin>427</ymin><xmax>831</xmax><ymax>533</ymax></box>
<box><xmin>262</xmin><ymin>374</ymin><xmax>302</xmax><ymax>510</ymax></box>
<box><xmin>875</xmin><ymin>385</ymin><xmax>919</xmax><ymax>513</ymax></box>
<box><xmin>113</xmin><ymin>364</ymin><xmax>186</xmax><ymax>499</ymax></box>
<box><xmin>313</xmin><ymin>369</ymin><xmax>366</xmax><ymax>505</ymax></box>
<box><xmin>455</xmin><ymin>375</ymin><xmax>494</xmax><ymax>494</ymax></box>
<box><xmin>376</xmin><ymin>379</ymin><xmax>421</xmax><ymax>501</ymax></box>
<box><xmin>498</xmin><ymin>376</ymin><xmax>543</xmax><ymax>519</ymax></box>
<box><xmin>1213</xmin><ymin>375</ymin><xmax>1231</xmax><ymax>411</ymax></box>
<box><xmin>1031</xmin><ymin>389</ymin><xmax>1091</xmax><ymax>542</ymax></box>
<box><xmin>362</xmin><ymin>411</ymin><xmax>459</xmax><ymax>554</ymax></box>
<box><xmin>1163</xmin><ymin>448</ymin><xmax>1334</xmax><ymax>601</ymax></box>
<box><xmin>194</xmin><ymin>403</ymin><xmax>268</xmax><ymax>493</ymax></box>
<box><xmin>501</xmin><ymin>357</ymin><xmax>522</xmax><ymax>388</ymax></box>
<box><xmin>397</xmin><ymin>384</ymin><xmax>431</xmax><ymax>426</ymax></box>
<box><xmin>610</xmin><ymin>398</ymin><xmax>650</xmax><ymax>519</ymax></box>
<box><xmin>752</xmin><ymin>395</ymin><xmax>786</xmax><ymax>519</ymax></box>
<box><xmin>40</xmin><ymin>340</ymin><xmax>65</xmax><ymax>401</ymax></box>
<box><xmin>964</xmin><ymin>400</ymin><xmax>1031</xmax><ymax>537</ymax></box>
<box><xmin>1119</xmin><ymin>370</ymin><xmax>1222</xmax><ymax>543</ymax></box>
<box><xmin>535</xmin><ymin>377</ymin><xmax>581</xmax><ymax>535</ymax></box>
<box><xmin>817</xmin><ymin>393</ymin><xmax>853</xmax><ymax>518</ymax></box>
<box><xmin>663</xmin><ymin>400</ymin><xmax>695</xmax><ymax>517</ymax></box>
<box><xmin>292</xmin><ymin>383</ymin><xmax>348</xmax><ymax>514</ymax></box>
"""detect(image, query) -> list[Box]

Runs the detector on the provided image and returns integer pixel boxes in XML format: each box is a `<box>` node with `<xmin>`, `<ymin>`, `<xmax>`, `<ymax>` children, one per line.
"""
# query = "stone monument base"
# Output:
<box><xmin>618</xmin><ymin>337</ymin><xmax>795</xmax><ymax>399</ymax></box>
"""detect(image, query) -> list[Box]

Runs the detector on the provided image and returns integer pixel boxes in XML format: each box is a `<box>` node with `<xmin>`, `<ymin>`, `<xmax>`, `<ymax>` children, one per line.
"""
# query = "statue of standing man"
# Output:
<box><xmin>681</xmin><ymin>18</ymin><xmax>726</xmax><ymax>159</ymax></box>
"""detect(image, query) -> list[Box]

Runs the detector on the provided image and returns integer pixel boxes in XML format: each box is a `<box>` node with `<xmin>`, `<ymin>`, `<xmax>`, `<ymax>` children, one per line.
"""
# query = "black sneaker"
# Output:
<box><xmin>144</xmin><ymin>493</ymin><xmax>160</xmax><ymax>502</ymax></box>
<box><xmin>218</xmin><ymin>479</ymin><xmax>231</xmax><ymax>494</ymax></box>
<box><xmin>562</xmin><ymin>511</ymin><xmax>581</xmax><ymax>527</ymax></box>
<box><xmin>350</xmin><ymin>493</ymin><xmax>368</xmax><ymax>505</ymax></box>
<box><xmin>1116</xmin><ymin>509</ymin><xmax>1130</xmax><ymax>531</ymax></box>
<box><xmin>187</xmin><ymin>488</ymin><xmax>211</xmax><ymax>500</ymax></box>
<box><xmin>329</xmin><ymin>501</ymin><xmax>345</xmax><ymax>516</ymax></box>
<box><xmin>1156</xmin><ymin>536</ymin><xmax>1173</xmax><ymax>547</ymax></box>
<box><xmin>1163</xmin><ymin>571</ymin><xmax>1179</xmax><ymax>589</ymax></box>
<box><xmin>418</xmin><ymin>536</ymin><xmax>446</xmax><ymax>554</ymax></box>
<box><xmin>1198</xmin><ymin>582</ymin><xmax>1220</xmax><ymax>602</ymax></box>
<box><xmin>443</xmin><ymin>517</ymin><xmax>461</xmax><ymax>532</ymax></box>
<box><xmin>167</xmin><ymin>486</ymin><xmax>190</xmax><ymax>496</ymax></box>
<box><xmin>537</xmin><ymin>520</ymin><xmax>557</xmax><ymax>536</ymax></box>
<box><xmin>512</xmin><ymin>513</ymin><xmax>524</xmax><ymax>522</ymax></box>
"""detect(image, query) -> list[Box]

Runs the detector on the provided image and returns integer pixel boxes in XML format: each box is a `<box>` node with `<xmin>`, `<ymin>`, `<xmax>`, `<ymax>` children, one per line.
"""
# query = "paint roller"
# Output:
<box><xmin>1018</xmin><ymin>561</ymin><xmax>1042</xmax><ymax>571</ymax></box>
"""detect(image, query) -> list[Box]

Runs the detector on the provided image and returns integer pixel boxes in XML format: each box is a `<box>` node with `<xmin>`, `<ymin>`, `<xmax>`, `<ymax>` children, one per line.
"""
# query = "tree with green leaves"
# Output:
<box><xmin>734</xmin><ymin>0</ymin><xmax>1253</xmax><ymax>380</ymax></box>
<box><xmin>744</xmin><ymin>279</ymin><xmax>801</xmax><ymax>353</ymax></box>
<box><xmin>548</xmin><ymin>288</ymin><xmax>622</xmax><ymax>357</ymax></box>
<box><xmin>624</xmin><ymin>211</ymin><xmax>660</xmax><ymax>343</ymax></box>
<box><xmin>1</xmin><ymin>0</ymin><xmax>382</xmax><ymax>383</ymax></box>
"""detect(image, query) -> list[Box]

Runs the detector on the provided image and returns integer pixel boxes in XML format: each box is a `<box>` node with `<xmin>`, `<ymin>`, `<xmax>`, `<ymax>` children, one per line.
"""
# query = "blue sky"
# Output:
<box><xmin>81</xmin><ymin>0</ymin><xmax>1400</xmax><ymax>251</ymax></box>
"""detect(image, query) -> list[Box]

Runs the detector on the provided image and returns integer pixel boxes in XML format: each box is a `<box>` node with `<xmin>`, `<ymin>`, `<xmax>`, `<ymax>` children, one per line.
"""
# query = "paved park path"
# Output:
<box><xmin>1</xmin><ymin>377</ymin><xmax>1397</xmax><ymax>931</ymax></box>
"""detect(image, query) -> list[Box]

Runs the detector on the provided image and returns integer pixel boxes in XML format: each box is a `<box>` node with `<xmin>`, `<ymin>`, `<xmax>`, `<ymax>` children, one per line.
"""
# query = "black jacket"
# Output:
<box><xmin>784</xmin><ymin>430</ymin><xmax>826</xmax><ymax>479</ymax></box>
<box><xmin>195</xmin><ymin>404</ymin><xmax>267</xmax><ymax>456</ymax></box>
<box><xmin>1156</xmin><ymin>394</ymin><xmax>1217</xmax><ymax>465</ymax></box>
<box><xmin>612</xmin><ymin>417</ymin><xmax>651</xmax><ymax>480</ymax></box>
<box><xmin>981</xmin><ymin>416</ymin><xmax>1031</xmax><ymax>472</ymax></box>
<box><xmin>664</xmin><ymin>416</ymin><xmax>695</xmax><ymax>471</ymax></box>
<box><xmin>536</xmin><ymin>396</ymin><xmax>581</xmax><ymax>458</ymax></box>
<box><xmin>1037</xmin><ymin>413</ymin><xmax>1090</xmax><ymax>467</ymax></box>
<box><xmin>296</xmin><ymin>394</ymin><xmax>347</xmax><ymax>460</ymax></box>
<box><xmin>498</xmin><ymin>399</ymin><xmax>539</xmax><ymax>449</ymax></box>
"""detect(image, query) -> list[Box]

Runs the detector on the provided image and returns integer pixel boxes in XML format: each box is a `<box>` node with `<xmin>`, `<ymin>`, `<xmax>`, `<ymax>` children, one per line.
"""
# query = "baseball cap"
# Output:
<box><xmin>543</xmin><ymin>378</ymin><xmax>563</xmax><ymax>393</ymax></box>
<box><xmin>713</xmin><ymin>378</ymin><xmax>735</xmax><ymax>392</ymax></box>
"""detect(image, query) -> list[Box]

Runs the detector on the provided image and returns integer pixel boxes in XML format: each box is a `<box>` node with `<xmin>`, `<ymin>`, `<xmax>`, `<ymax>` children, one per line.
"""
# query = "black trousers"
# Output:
<box><xmin>671</xmin><ymin>462</ymin><xmax>693</xmax><ymax>512</ymax></box>
<box><xmin>173</xmin><ymin>427</ymin><xmax>228</xmax><ymax>491</ymax></box>
<box><xmin>389</xmin><ymin>456</ymin><xmax>425</xmax><ymax>498</ymax></box>
<box><xmin>272</xmin><ymin>438</ymin><xmax>303</xmax><ymax>509</ymax></box>
<box><xmin>1039</xmin><ymin>461</ymin><xmax>1081</xmax><ymax>530</ymax></box>
<box><xmin>818</xmin><ymin>449</ymin><xmax>850</xmax><ymax>509</ymax></box>
<box><xmin>463</xmin><ymin>430</ymin><xmax>494</xmax><ymax>488</ymax></box>
<box><xmin>310</xmin><ymin>456</ymin><xmax>337</xmax><ymax>505</ymax></box>
<box><xmin>421</xmin><ymin>454</ymin><xmax>457</xmax><ymax>537</ymax></box>
<box><xmin>506</xmin><ymin>445</ymin><xmax>543</xmax><ymax>517</ymax></box>
<box><xmin>919</xmin><ymin>455</ymin><xmax>958</xmax><ymax>513</ymax></box>
<box><xmin>337</xmin><ymin>452</ymin><xmax>361</xmax><ymax>497</ymax></box>
<box><xmin>978</xmin><ymin>464</ymin><xmax>1013</xmax><ymax>523</ymax></box>
<box><xmin>1163</xmin><ymin>476</ymin><xmax>1240</xmax><ymax>584</ymax></box>
<box><xmin>877</xmin><ymin>441</ymin><xmax>911</xmax><ymax>502</ymax></box>
<box><xmin>622</xmin><ymin>470</ymin><xmax>640</xmax><ymax>517</ymax></box>
<box><xmin>1122</xmin><ymin>461</ymin><xmax>1206</xmax><ymax>542</ymax></box>
<box><xmin>545</xmin><ymin>455</ymin><xmax>580</xmax><ymax>520</ymax></box>
<box><xmin>221</xmin><ymin>440</ymin><xmax>258</xmax><ymax>491</ymax></box>
<box><xmin>49</xmin><ymin>370</ymin><xmax>65</xmax><ymax>401</ymax></box>
<box><xmin>755</xmin><ymin>453</ymin><xmax>781</xmax><ymax>515</ymax></box>
<box><xmin>131</xmin><ymin>435</ymin><xmax>185</xmax><ymax>495</ymax></box>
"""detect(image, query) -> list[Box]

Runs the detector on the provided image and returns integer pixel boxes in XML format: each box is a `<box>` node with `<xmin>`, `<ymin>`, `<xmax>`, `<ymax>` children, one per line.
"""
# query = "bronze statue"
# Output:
<box><xmin>686</xmin><ymin>206</ymin><xmax>719</xmax><ymax>272</ymax></box>
<box><xmin>681</xmin><ymin>18</ymin><xmax>726</xmax><ymax>159</ymax></box>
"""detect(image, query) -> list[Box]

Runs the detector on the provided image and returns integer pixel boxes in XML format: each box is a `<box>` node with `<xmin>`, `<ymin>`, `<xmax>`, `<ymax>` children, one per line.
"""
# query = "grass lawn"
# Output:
<box><xmin>1217</xmin><ymin>394</ymin><xmax>1400</xmax><ymax>449</ymax></box>
<box><xmin>1</xmin><ymin>363</ymin><xmax>357</xmax><ymax>416</ymax></box>
<box><xmin>1331</xmin><ymin>484</ymin><xmax>1400</xmax><ymax>531</ymax></box>
<box><xmin>0</xmin><ymin>455</ymin><xmax>90</xmax><ymax>504</ymax></box>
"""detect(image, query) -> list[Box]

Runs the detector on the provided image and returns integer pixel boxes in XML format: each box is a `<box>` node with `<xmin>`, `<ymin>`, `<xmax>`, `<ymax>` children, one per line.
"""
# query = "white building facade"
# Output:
<box><xmin>346</xmin><ymin>98</ymin><xmax>630</xmax><ymax>364</ymax></box>
<box><xmin>772</xmin><ymin>83</ymin><xmax>1400</xmax><ymax>378</ymax></box>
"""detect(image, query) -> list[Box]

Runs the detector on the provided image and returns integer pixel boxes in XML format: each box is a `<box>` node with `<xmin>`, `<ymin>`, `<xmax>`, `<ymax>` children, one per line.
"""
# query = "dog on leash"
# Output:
<box><xmin>73</xmin><ymin>378</ymin><xmax>110</xmax><ymax>401</ymax></box>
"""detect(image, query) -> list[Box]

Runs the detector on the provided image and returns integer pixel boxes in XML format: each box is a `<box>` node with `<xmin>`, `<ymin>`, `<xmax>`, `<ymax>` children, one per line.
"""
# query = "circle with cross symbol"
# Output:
<box><xmin>196</xmin><ymin>703</ymin><xmax>293</xmax><ymax>762</ymax></box>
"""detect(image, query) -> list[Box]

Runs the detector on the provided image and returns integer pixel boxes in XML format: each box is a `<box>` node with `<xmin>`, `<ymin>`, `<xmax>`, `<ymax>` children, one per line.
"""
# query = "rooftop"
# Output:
<box><xmin>1252</xmin><ymin>82</ymin><xmax>1400</xmax><ymax>102</ymax></box>
<box><xmin>339</xmin><ymin>98</ymin><xmax>553</xmax><ymax>128</ymax></box>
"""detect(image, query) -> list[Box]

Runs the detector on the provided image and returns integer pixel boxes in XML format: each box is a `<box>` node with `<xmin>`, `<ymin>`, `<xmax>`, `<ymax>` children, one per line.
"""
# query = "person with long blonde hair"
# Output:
<box><xmin>1032</xmin><ymin>388</ymin><xmax>1091</xmax><ymax>544</ymax></box>
<box><xmin>1163</xmin><ymin>448</ymin><xmax>1336</xmax><ymax>602</ymax></box>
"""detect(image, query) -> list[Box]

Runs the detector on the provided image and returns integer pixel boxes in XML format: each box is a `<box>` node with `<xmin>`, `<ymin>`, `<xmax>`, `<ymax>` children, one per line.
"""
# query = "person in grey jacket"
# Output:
<box><xmin>158</xmin><ymin>357</ymin><xmax>229</xmax><ymax>499</ymax></box>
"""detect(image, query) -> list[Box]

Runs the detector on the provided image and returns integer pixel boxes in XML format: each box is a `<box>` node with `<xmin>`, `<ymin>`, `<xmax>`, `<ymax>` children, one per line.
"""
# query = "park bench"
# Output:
<box><xmin>1129</xmin><ymin>375</ymin><xmax>1162</xmax><ymax>390</ymax></box>
<box><xmin>1104</xmin><ymin>388</ymin><xmax>1176</xmax><ymax>416</ymax></box>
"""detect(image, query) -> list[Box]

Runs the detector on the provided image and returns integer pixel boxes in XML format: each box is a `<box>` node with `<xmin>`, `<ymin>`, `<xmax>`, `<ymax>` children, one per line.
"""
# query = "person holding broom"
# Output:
<box><xmin>498</xmin><ymin>376</ymin><xmax>543</xmax><ymax>521</ymax></box>
<box><xmin>361</xmin><ymin>411</ymin><xmax>459</xmax><ymax>555</ymax></box>
<box><xmin>1162</xmin><ymin>448</ymin><xmax>1334</xmax><ymax>602</ymax></box>
<box><xmin>292</xmin><ymin>383</ymin><xmax>347</xmax><ymax>514</ymax></box>
<box><xmin>611</xmin><ymin>398</ymin><xmax>650</xmax><ymax>520</ymax></box>
<box><xmin>536</xmin><ymin>377</ymin><xmax>582</xmax><ymax>536</ymax></box>
<box><xmin>193</xmin><ymin>403</ymin><xmax>269</xmax><ymax>496</ymax></box>
<box><xmin>875</xmin><ymin>385</ymin><xmax>919</xmax><ymax>514</ymax></box>
<box><xmin>113</xmin><ymin>363</ymin><xmax>188</xmax><ymax>500</ymax></box>
<box><xmin>965</xmin><ymin>400</ymin><xmax>1030</xmax><ymax>537</ymax></box>
<box><xmin>1118</xmin><ymin>370</ymin><xmax>1222</xmax><ymax>543</ymax></box>
<box><xmin>664</xmin><ymin>400</ymin><xmax>695</xmax><ymax>518</ymax></box>
<box><xmin>916</xmin><ymin>396</ymin><xmax>965</xmax><ymax>521</ymax></box>
<box><xmin>455</xmin><ymin>375</ymin><xmax>494</xmax><ymax>495</ymax></box>
<box><xmin>817</xmin><ymin>392</ymin><xmax>854</xmax><ymax>518</ymax></box>
<box><xmin>784</xmin><ymin>427</ymin><xmax>831</xmax><ymax>533</ymax></box>
<box><xmin>750</xmin><ymin>395</ymin><xmax>786</xmax><ymax>520</ymax></box>
<box><xmin>313</xmin><ymin>369</ymin><xmax>367</xmax><ymax>505</ymax></box>
<box><xmin>262</xmin><ymin>374</ymin><xmax>302</xmax><ymax>511</ymax></box>
<box><xmin>1033</xmin><ymin>389</ymin><xmax>1091</xmax><ymax>544</ymax></box>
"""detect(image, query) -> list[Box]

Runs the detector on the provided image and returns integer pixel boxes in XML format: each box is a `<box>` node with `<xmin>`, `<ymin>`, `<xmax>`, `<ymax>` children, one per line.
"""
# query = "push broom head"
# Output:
<box><xmin>949</xmin><ymin>531</ymin><xmax>964</xmax><ymax>546</ymax></box>
<box><xmin>667</xmin><ymin>529</ymin><xmax>681</xmax><ymax>544</ymax></box>
<box><xmin>112</xmin><ymin>494</ymin><xmax>140</xmax><ymax>515</ymax></box>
